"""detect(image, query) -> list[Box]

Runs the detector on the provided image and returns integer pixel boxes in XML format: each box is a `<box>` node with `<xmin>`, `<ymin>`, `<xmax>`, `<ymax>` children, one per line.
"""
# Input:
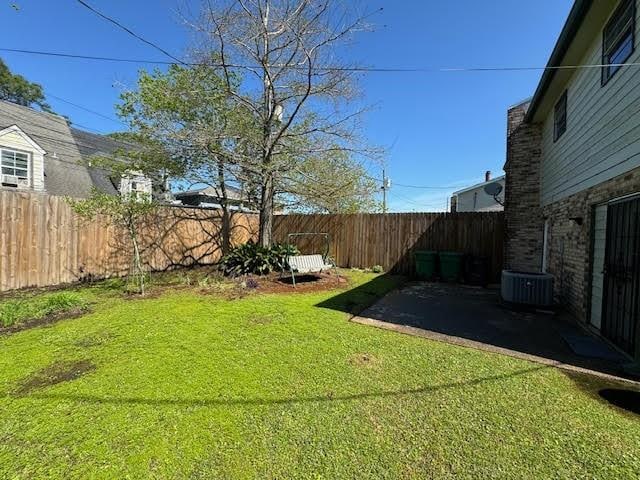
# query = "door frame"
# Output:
<box><xmin>598</xmin><ymin>193</ymin><xmax>640</xmax><ymax>359</ymax></box>
<box><xmin>587</xmin><ymin>192</ymin><xmax>640</xmax><ymax>360</ymax></box>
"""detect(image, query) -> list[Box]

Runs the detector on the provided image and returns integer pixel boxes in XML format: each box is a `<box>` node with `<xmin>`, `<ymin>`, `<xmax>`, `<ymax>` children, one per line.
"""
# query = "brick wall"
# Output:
<box><xmin>505</xmin><ymin>100</ymin><xmax>640</xmax><ymax>325</ymax></box>
<box><xmin>542</xmin><ymin>167</ymin><xmax>640</xmax><ymax>321</ymax></box>
<box><xmin>503</xmin><ymin>101</ymin><xmax>544</xmax><ymax>272</ymax></box>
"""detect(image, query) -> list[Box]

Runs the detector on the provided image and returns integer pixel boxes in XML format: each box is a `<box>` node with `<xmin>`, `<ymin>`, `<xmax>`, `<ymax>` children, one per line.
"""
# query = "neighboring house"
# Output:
<box><xmin>174</xmin><ymin>185</ymin><xmax>258</xmax><ymax>212</ymax></box>
<box><xmin>451</xmin><ymin>171</ymin><xmax>505</xmax><ymax>213</ymax></box>
<box><xmin>0</xmin><ymin>100</ymin><xmax>154</xmax><ymax>199</ymax></box>
<box><xmin>504</xmin><ymin>0</ymin><xmax>640</xmax><ymax>361</ymax></box>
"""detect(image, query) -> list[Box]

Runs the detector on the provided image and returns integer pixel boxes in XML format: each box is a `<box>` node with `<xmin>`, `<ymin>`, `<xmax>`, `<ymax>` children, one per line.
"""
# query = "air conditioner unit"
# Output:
<box><xmin>1</xmin><ymin>174</ymin><xmax>19</xmax><ymax>186</ymax></box>
<box><xmin>17</xmin><ymin>178</ymin><xmax>29</xmax><ymax>188</ymax></box>
<box><xmin>501</xmin><ymin>270</ymin><xmax>554</xmax><ymax>307</ymax></box>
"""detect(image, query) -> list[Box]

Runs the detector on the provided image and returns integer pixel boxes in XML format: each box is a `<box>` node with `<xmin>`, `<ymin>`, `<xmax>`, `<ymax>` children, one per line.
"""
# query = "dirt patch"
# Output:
<box><xmin>248</xmin><ymin>312</ymin><xmax>286</xmax><ymax>325</ymax></box>
<box><xmin>121</xmin><ymin>289</ymin><xmax>166</xmax><ymax>301</ymax></box>
<box><xmin>195</xmin><ymin>271</ymin><xmax>349</xmax><ymax>299</ymax></box>
<box><xmin>0</xmin><ymin>307</ymin><xmax>90</xmax><ymax>336</ymax></box>
<box><xmin>14</xmin><ymin>359</ymin><xmax>96</xmax><ymax>395</ymax></box>
<box><xmin>247</xmin><ymin>272</ymin><xmax>349</xmax><ymax>295</ymax></box>
<box><xmin>348</xmin><ymin>353</ymin><xmax>379</xmax><ymax>368</ymax></box>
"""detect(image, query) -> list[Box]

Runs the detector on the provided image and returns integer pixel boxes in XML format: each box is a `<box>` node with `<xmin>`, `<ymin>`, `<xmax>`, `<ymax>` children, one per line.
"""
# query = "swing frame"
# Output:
<box><xmin>284</xmin><ymin>233</ymin><xmax>334</xmax><ymax>287</ymax></box>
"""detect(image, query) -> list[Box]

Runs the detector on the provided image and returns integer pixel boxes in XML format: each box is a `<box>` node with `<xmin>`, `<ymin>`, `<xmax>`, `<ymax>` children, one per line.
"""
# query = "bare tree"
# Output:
<box><xmin>189</xmin><ymin>0</ymin><xmax>380</xmax><ymax>246</ymax></box>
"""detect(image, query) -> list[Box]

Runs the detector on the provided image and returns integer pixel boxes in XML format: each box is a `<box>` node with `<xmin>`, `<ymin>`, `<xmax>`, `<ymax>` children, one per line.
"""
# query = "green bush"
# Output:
<box><xmin>371</xmin><ymin>265</ymin><xmax>384</xmax><ymax>273</ymax></box>
<box><xmin>0</xmin><ymin>292</ymin><xmax>89</xmax><ymax>328</ymax></box>
<box><xmin>221</xmin><ymin>242</ymin><xmax>299</xmax><ymax>276</ymax></box>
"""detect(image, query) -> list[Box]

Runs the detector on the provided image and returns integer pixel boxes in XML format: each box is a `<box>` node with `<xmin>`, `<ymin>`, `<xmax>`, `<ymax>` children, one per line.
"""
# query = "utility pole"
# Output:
<box><xmin>381</xmin><ymin>169</ymin><xmax>391</xmax><ymax>214</ymax></box>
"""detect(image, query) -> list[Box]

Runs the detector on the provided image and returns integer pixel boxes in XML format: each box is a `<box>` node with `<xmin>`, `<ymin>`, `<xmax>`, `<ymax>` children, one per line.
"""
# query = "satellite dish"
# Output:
<box><xmin>484</xmin><ymin>182</ymin><xmax>503</xmax><ymax>197</ymax></box>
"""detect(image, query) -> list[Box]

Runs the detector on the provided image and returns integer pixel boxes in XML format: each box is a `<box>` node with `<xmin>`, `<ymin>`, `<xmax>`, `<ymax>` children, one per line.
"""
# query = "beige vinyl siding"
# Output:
<box><xmin>0</xmin><ymin>129</ymin><xmax>45</xmax><ymax>192</ymax></box>
<box><xmin>540</xmin><ymin>2</ymin><xmax>640</xmax><ymax>205</ymax></box>
<box><xmin>590</xmin><ymin>204</ymin><xmax>608</xmax><ymax>329</ymax></box>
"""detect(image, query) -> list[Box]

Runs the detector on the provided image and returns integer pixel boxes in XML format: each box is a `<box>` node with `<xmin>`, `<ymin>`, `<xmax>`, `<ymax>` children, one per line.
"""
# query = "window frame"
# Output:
<box><xmin>0</xmin><ymin>146</ymin><xmax>31</xmax><ymax>187</ymax></box>
<box><xmin>602</xmin><ymin>0</ymin><xmax>636</xmax><ymax>86</ymax></box>
<box><xmin>553</xmin><ymin>90</ymin><xmax>568</xmax><ymax>142</ymax></box>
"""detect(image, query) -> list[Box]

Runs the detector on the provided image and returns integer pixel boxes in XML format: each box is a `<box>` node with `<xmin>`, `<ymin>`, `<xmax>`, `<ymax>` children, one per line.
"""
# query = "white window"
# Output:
<box><xmin>1</xmin><ymin>148</ymin><xmax>30</xmax><ymax>188</ymax></box>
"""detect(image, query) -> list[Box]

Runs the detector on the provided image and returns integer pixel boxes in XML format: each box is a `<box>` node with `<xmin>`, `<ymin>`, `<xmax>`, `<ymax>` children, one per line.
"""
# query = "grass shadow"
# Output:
<box><xmin>24</xmin><ymin>365</ymin><xmax>547</xmax><ymax>408</ymax></box>
<box><xmin>315</xmin><ymin>273</ymin><xmax>407</xmax><ymax>316</ymax></box>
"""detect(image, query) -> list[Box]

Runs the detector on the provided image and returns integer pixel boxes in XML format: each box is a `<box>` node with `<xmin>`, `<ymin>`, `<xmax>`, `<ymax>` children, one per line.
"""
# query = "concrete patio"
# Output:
<box><xmin>353</xmin><ymin>282</ymin><xmax>637</xmax><ymax>383</ymax></box>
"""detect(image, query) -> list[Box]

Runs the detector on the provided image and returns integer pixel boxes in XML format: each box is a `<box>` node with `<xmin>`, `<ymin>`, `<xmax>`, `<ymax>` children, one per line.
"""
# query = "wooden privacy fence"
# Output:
<box><xmin>0</xmin><ymin>191</ymin><xmax>258</xmax><ymax>292</ymax></box>
<box><xmin>1</xmin><ymin>191</ymin><xmax>505</xmax><ymax>292</ymax></box>
<box><xmin>273</xmin><ymin>212</ymin><xmax>505</xmax><ymax>281</ymax></box>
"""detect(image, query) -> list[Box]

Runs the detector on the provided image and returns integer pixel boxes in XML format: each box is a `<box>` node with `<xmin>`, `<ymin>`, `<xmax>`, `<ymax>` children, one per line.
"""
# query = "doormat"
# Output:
<box><xmin>560</xmin><ymin>332</ymin><xmax>628</xmax><ymax>362</ymax></box>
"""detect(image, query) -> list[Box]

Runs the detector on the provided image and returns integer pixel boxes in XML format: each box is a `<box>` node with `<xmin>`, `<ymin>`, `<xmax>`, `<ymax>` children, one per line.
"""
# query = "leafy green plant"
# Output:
<box><xmin>371</xmin><ymin>265</ymin><xmax>384</xmax><ymax>274</ymax></box>
<box><xmin>221</xmin><ymin>242</ymin><xmax>299</xmax><ymax>276</ymax></box>
<box><xmin>0</xmin><ymin>292</ymin><xmax>89</xmax><ymax>328</ymax></box>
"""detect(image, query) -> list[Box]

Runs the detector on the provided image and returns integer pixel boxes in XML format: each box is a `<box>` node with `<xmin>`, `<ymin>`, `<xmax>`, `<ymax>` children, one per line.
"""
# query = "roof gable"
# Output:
<box><xmin>0</xmin><ymin>124</ymin><xmax>47</xmax><ymax>154</ymax></box>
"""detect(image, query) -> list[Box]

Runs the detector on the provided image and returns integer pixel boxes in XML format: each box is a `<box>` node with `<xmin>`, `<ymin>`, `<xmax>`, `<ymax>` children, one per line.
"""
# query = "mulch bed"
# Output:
<box><xmin>242</xmin><ymin>271</ymin><xmax>349</xmax><ymax>295</ymax></box>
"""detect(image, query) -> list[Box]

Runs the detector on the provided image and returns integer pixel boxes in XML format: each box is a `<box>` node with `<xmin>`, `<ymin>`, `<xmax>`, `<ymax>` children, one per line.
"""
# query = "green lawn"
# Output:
<box><xmin>0</xmin><ymin>271</ymin><xmax>639</xmax><ymax>479</ymax></box>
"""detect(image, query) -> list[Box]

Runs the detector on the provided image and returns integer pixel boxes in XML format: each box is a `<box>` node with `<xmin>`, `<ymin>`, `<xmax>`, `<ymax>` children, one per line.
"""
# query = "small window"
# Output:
<box><xmin>602</xmin><ymin>0</ymin><xmax>636</xmax><ymax>85</ymax></box>
<box><xmin>1</xmin><ymin>148</ymin><xmax>30</xmax><ymax>187</ymax></box>
<box><xmin>554</xmin><ymin>91</ymin><xmax>568</xmax><ymax>142</ymax></box>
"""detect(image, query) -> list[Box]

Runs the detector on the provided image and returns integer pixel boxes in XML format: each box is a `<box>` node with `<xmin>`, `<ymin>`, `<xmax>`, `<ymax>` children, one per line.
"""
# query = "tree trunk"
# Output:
<box><xmin>217</xmin><ymin>160</ymin><xmax>231</xmax><ymax>255</ymax></box>
<box><xmin>128</xmin><ymin>219</ymin><xmax>145</xmax><ymax>296</ymax></box>
<box><xmin>258</xmin><ymin>172</ymin><xmax>274</xmax><ymax>247</ymax></box>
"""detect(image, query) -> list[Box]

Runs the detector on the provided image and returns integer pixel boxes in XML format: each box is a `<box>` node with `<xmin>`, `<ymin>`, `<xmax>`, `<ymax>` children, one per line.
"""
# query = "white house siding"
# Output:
<box><xmin>0</xmin><ymin>128</ymin><xmax>45</xmax><ymax>192</ymax></box>
<box><xmin>540</xmin><ymin>3</ymin><xmax>640</xmax><ymax>206</ymax></box>
<box><xmin>455</xmin><ymin>188</ymin><xmax>504</xmax><ymax>212</ymax></box>
<box><xmin>453</xmin><ymin>176</ymin><xmax>505</xmax><ymax>213</ymax></box>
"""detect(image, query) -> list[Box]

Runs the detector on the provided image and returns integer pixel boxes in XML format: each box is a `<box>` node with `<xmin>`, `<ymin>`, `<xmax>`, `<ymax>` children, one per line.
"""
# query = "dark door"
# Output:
<box><xmin>602</xmin><ymin>196</ymin><xmax>640</xmax><ymax>357</ymax></box>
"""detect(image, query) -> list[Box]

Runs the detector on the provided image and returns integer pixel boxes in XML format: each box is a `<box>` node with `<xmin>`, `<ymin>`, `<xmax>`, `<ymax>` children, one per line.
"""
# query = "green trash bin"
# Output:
<box><xmin>439</xmin><ymin>252</ymin><xmax>464</xmax><ymax>282</ymax></box>
<box><xmin>415</xmin><ymin>251</ymin><xmax>437</xmax><ymax>280</ymax></box>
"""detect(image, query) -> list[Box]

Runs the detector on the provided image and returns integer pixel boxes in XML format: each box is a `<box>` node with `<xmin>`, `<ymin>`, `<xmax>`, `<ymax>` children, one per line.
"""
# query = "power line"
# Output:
<box><xmin>4</xmin><ymin>47</ymin><xmax>640</xmax><ymax>74</ymax></box>
<box><xmin>46</xmin><ymin>92</ymin><xmax>126</xmax><ymax>127</ymax></box>
<box><xmin>0</xmin><ymin>48</ymin><xmax>173</xmax><ymax>65</ymax></box>
<box><xmin>365</xmin><ymin>173</ymin><xmax>479</xmax><ymax>190</ymax></box>
<box><xmin>74</xmin><ymin>0</ymin><xmax>185</xmax><ymax>65</ymax></box>
<box><xmin>387</xmin><ymin>191</ymin><xmax>449</xmax><ymax>211</ymax></box>
<box><xmin>393</xmin><ymin>181</ymin><xmax>476</xmax><ymax>190</ymax></box>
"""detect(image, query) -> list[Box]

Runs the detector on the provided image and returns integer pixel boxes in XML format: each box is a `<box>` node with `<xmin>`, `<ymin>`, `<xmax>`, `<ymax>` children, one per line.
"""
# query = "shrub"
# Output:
<box><xmin>371</xmin><ymin>265</ymin><xmax>384</xmax><ymax>273</ymax></box>
<box><xmin>221</xmin><ymin>242</ymin><xmax>299</xmax><ymax>276</ymax></box>
<box><xmin>0</xmin><ymin>292</ymin><xmax>89</xmax><ymax>328</ymax></box>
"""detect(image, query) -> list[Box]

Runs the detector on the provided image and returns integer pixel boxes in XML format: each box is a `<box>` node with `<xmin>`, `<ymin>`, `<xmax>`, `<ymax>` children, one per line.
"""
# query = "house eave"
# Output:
<box><xmin>452</xmin><ymin>175</ymin><xmax>505</xmax><ymax>196</ymax></box>
<box><xmin>525</xmin><ymin>0</ymin><xmax>594</xmax><ymax>123</ymax></box>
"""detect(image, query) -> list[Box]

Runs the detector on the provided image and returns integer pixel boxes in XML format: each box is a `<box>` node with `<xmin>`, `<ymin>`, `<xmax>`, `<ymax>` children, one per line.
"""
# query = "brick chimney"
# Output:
<box><xmin>504</xmin><ymin>100</ymin><xmax>544</xmax><ymax>272</ymax></box>
<box><xmin>485</xmin><ymin>171</ymin><xmax>491</xmax><ymax>182</ymax></box>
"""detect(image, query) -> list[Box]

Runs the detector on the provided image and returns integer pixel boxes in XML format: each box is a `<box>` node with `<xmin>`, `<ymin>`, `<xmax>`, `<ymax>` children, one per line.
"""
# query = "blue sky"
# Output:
<box><xmin>1</xmin><ymin>0</ymin><xmax>573</xmax><ymax>211</ymax></box>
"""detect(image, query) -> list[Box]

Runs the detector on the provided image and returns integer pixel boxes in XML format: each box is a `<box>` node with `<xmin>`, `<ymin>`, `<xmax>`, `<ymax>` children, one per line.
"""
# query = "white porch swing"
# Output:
<box><xmin>284</xmin><ymin>233</ymin><xmax>334</xmax><ymax>287</ymax></box>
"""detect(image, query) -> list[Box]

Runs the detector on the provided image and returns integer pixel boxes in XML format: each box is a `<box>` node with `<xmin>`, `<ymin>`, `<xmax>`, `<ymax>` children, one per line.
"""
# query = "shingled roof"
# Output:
<box><xmin>0</xmin><ymin>100</ymin><xmax>129</xmax><ymax>198</ymax></box>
